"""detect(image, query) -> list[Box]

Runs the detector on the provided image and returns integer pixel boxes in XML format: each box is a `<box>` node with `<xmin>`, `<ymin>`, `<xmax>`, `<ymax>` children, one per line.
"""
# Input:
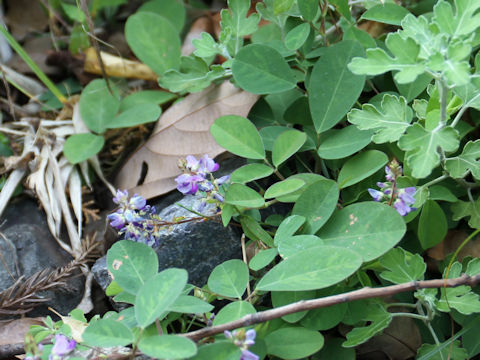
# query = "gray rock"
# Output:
<box><xmin>0</xmin><ymin>197</ymin><xmax>84</xmax><ymax>317</ymax></box>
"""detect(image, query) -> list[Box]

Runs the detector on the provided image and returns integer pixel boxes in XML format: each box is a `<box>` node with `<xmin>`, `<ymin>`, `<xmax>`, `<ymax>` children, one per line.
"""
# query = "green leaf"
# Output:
<box><xmin>309</xmin><ymin>40</ymin><xmax>365</xmax><ymax>133</ymax></box>
<box><xmin>329</xmin><ymin>0</ymin><xmax>352</xmax><ymax>21</ymax></box>
<box><xmin>466</xmin><ymin>258</ymin><xmax>480</xmax><ymax>276</ymax></box>
<box><xmin>432</xmin><ymin>0</ymin><xmax>480</xmax><ymax>37</ymax></box>
<box><xmin>249</xmin><ymin>248</ymin><xmax>278</xmax><ymax>271</ymax></box>
<box><xmin>274</xmin><ymin>215</ymin><xmax>306</xmax><ymax>245</ymax></box>
<box><xmin>429</xmin><ymin>185</ymin><xmax>458</xmax><ymax>202</ymax></box>
<box><xmin>265</xmin><ymin>327</ymin><xmax>324</xmax><ymax>359</ymax></box>
<box><xmin>213</xmin><ymin>301</ymin><xmax>256</xmax><ymax>325</ymax></box>
<box><xmin>138</xmin><ymin>335</ymin><xmax>197</xmax><ymax>359</ymax></box>
<box><xmin>264</xmin><ymin>179</ymin><xmax>305</xmax><ymax>199</ymax></box>
<box><xmin>395</xmin><ymin>73</ymin><xmax>432</xmax><ymax>102</ymax></box>
<box><xmin>119</xmin><ymin>90</ymin><xmax>176</xmax><ymax>111</ymax></box>
<box><xmin>273</xmin><ymin>0</ymin><xmax>294</xmax><ymax>14</ymax></box>
<box><xmin>168</xmin><ymin>295</ymin><xmax>214</xmax><ymax>314</ymax></box>
<box><xmin>348</xmin><ymin>32</ymin><xmax>425</xmax><ymax>84</ymax></box>
<box><xmin>360</xmin><ymin>3</ymin><xmax>410</xmax><ymax>26</ymax></box>
<box><xmin>211</xmin><ymin>115</ymin><xmax>265</xmax><ymax>159</ymax></box>
<box><xmin>107</xmin><ymin>104</ymin><xmax>161</xmax><ymax>129</ymax></box>
<box><xmin>137</xmin><ymin>0</ymin><xmax>186</xmax><ymax>33</ymax></box>
<box><xmin>398</xmin><ymin>123</ymin><xmax>459</xmax><ymax>178</ymax></box>
<box><xmin>314</xmin><ymin>337</ymin><xmax>355</xmax><ymax>360</ymax></box>
<box><xmin>276</xmin><ymin>173</ymin><xmax>325</xmax><ymax>203</ymax></box>
<box><xmin>64</xmin><ymin>134</ymin><xmax>104</xmax><ymax>164</ymax></box>
<box><xmin>272</xmin><ymin>129</ymin><xmax>307</xmax><ymax>167</ymax></box>
<box><xmin>79</xmin><ymin>79</ymin><xmax>120</xmax><ymax>134</ymax></box>
<box><xmin>300</xmin><ymin>293</ymin><xmax>347</xmax><ymax>331</ymax></box>
<box><xmin>418</xmin><ymin>200</ymin><xmax>447</xmax><ymax>249</ymax></box>
<box><xmin>379</xmin><ymin>248</ymin><xmax>426</xmax><ymax>284</ymax></box>
<box><xmin>231</xmin><ymin>163</ymin><xmax>274</xmax><ymax>183</ymax></box>
<box><xmin>241</xmin><ymin>215</ymin><xmax>274</xmax><ymax>247</ymax></box>
<box><xmin>277</xmin><ymin>235</ymin><xmax>323</xmax><ymax>259</ymax></box>
<box><xmin>135</xmin><ymin>268</ymin><xmax>188</xmax><ymax>327</ymax></box>
<box><xmin>83</xmin><ymin>319</ymin><xmax>133</xmax><ymax>347</ymax></box>
<box><xmin>192</xmin><ymin>341</ymin><xmax>241</xmax><ymax>360</ymax></box>
<box><xmin>343</xmin><ymin>25</ymin><xmax>376</xmax><ymax>49</ymax></box>
<box><xmin>318</xmin><ymin>202</ymin><xmax>406</xmax><ymax>262</ymax></box>
<box><xmin>451</xmin><ymin>197</ymin><xmax>480</xmax><ymax>229</ymax></box>
<box><xmin>292</xmin><ymin>179</ymin><xmax>339</xmax><ymax>234</ymax></box>
<box><xmin>343</xmin><ymin>304</ymin><xmax>392</xmax><ymax>347</ymax></box>
<box><xmin>158</xmin><ymin>65</ymin><xmax>226</xmax><ymax>93</ymax></box>
<box><xmin>222</xmin><ymin>0</ymin><xmax>260</xmax><ymax>37</ymax></box>
<box><xmin>193</xmin><ymin>32</ymin><xmax>224</xmax><ymax>58</ymax></box>
<box><xmin>337</xmin><ymin>150</ymin><xmax>388</xmax><ymax>188</ymax></box>
<box><xmin>347</xmin><ymin>94</ymin><xmax>413</xmax><ymax>144</ymax></box>
<box><xmin>207</xmin><ymin>259</ymin><xmax>249</xmax><ymax>298</ymax></box>
<box><xmin>107</xmin><ymin>240</ymin><xmax>158</xmax><ymax>295</ymax></box>
<box><xmin>232</xmin><ymin>44</ymin><xmax>296</xmax><ymax>94</ymax></box>
<box><xmin>445</xmin><ymin>140</ymin><xmax>480</xmax><ymax>180</ymax></box>
<box><xmin>125</xmin><ymin>12</ymin><xmax>180</xmax><ymax>75</ymax></box>
<box><xmin>272</xmin><ymin>291</ymin><xmax>316</xmax><ymax>323</ymax></box>
<box><xmin>61</xmin><ymin>3</ymin><xmax>85</xmax><ymax>23</ymax></box>
<box><xmin>297</xmin><ymin>0</ymin><xmax>318</xmax><ymax>21</ymax></box>
<box><xmin>225</xmin><ymin>183</ymin><xmax>265</xmax><ymax>208</ymax></box>
<box><xmin>285</xmin><ymin>23</ymin><xmax>310</xmax><ymax>50</ymax></box>
<box><xmin>256</xmin><ymin>246</ymin><xmax>362</xmax><ymax>291</ymax></box>
<box><xmin>317</xmin><ymin>126</ymin><xmax>372</xmax><ymax>159</ymax></box>
<box><xmin>417</xmin><ymin>341</ymin><xmax>468</xmax><ymax>360</ymax></box>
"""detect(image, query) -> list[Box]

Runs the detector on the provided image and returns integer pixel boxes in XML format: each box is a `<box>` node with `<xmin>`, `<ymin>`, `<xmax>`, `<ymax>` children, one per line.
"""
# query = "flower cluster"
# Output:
<box><xmin>175</xmin><ymin>155</ymin><xmax>229</xmax><ymax>210</ymax></box>
<box><xmin>107</xmin><ymin>190</ymin><xmax>162</xmax><ymax>246</ymax></box>
<box><xmin>49</xmin><ymin>334</ymin><xmax>76</xmax><ymax>360</ymax></box>
<box><xmin>224</xmin><ymin>329</ymin><xmax>259</xmax><ymax>360</ymax></box>
<box><xmin>368</xmin><ymin>161</ymin><xmax>417</xmax><ymax>216</ymax></box>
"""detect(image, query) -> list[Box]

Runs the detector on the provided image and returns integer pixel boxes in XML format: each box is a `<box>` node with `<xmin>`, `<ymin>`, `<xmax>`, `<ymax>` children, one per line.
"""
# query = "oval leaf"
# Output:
<box><xmin>232</xmin><ymin>44</ymin><xmax>296</xmax><ymax>94</ymax></box>
<box><xmin>285</xmin><ymin>23</ymin><xmax>311</xmax><ymax>50</ymax></box>
<box><xmin>211</xmin><ymin>115</ymin><xmax>265</xmax><ymax>159</ymax></box>
<box><xmin>191</xmin><ymin>341</ymin><xmax>241</xmax><ymax>360</ymax></box>
<box><xmin>278</xmin><ymin>235</ymin><xmax>324</xmax><ymax>258</ymax></box>
<box><xmin>137</xmin><ymin>0</ymin><xmax>186</xmax><ymax>32</ymax></box>
<box><xmin>264</xmin><ymin>179</ymin><xmax>305</xmax><ymax>199</ymax></box>
<box><xmin>272</xmin><ymin>291</ymin><xmax>316</xmax><ymax>323</ymax></box>
<box><xmin>337</xmin><ymin>150</ymin><xmax>388</xmax><ymax>188</ymax></box>
<box><xmin>249</xmin><ymin>248</ymin><xmax>278</xmax><ymax>271</ymax></box>
<box><xmin>256</xmin><ymin>246</ymin><xmax>362</xmax><ymax>291</ymax></box>
<box><xmin>135</xmin><ymin>268</ymin><xmax>188</xmax><ymax>327</ymax></box>
<box><xmin>83</xmin><ymin>319</ymin><xmax>133</xmax><ymax>347</ymax></box>
<box><xmin>208</xmin><ymin>259</ymin><xmax>249</xmax><ymax>298</ymax></box>
<box><xmin>265</xmin><ymin>327</ymin><xmax>324</xmax><ymax>359</ymax></box>
<box><xmin>318</xmin><ymin>202</ymin><xmax>406</xmax><ymax>261</ymax></box>
<box><xmin>418</xmin><ymin>200</ymin><xmax>447</xmax><ymax>249</ymax></box>
<box><xmin>317</xmin><ymin>126</ymin><xmax>373</xmax><ymax>160</ymax></box>
<box><xmin>272</xmin><ymin>129</ymin><xmax>307</xmax><ymax>167</ymax></box>
<box><xmin>64</xmin><ymin>133</ymin><xmax>104</xmax><ymax>164</ymax></box>
<box><xmin>168</xmin><ymin>295</ymin><xmax>214</xmax><ymax>314</ymax></box>
<box><xmin>225</xmin><ymin>183</ymin><xmax>265</xmax><ymax>208</ymax></box>
<box><xmin>108</xmin><ymin>104</ymin><xmax>161</xmax><ymax>129</ymax></box>
<box><xmin>119</xmin><ymin>90</ymin><xmax>177</xmax><ymax>111</ymax></box>
<box><xmin>213</xmin><ymin>301</ymin><xmax>256</xmax><ymax>325</ymax></box>
<box><xmin>231</xmin><ymin>163</ymin><xmax>274</xmax><ymax>183</ymax></box>
<box><xmin>360</xmin><ymin>3</ymin><xmax>410</xmax><ymax>26</ymax></box>
<box><xmin>138</xmin><ymin>335</ymin><xmax>197</xmax><ymax>359</ymax></box>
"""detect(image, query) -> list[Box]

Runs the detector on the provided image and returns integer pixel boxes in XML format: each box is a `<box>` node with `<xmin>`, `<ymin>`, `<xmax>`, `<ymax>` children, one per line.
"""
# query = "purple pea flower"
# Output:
<box><xmin>198</xmin><ymin>154</ymin><xmax>220</xmax><ymax>173</ymax></box>
<box><xmin>368</xmin><ymin>188</ymin><xmax>384</xmax><ymax>202</ymax></box>
<box><xmin>175</xmin><ymin>174</ymin><xmax>205</xmax><ymax>195</ymax></box>
<box><xmin>224</xmin><ymin>329</ymin><xmax>259</xmax><ymax>360</ymax></box>
<box><xmin>49</xmin><ymin>334</ymin><xmax>76</xmax><ymax>360</ymax></box>
<box><xmin>241</xmin><ymin>349</ymin><xmax>259</xmax><ymax>360</ymax></box>
<box><xmin>112</xmin><ymin>189</ymin><xmax>129</xmax><ymax>204</ymax></box>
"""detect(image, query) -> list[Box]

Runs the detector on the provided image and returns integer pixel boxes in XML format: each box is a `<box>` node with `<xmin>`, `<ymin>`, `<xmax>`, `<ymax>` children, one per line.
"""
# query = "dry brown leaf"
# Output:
<box><xmin>181</xmin><ymin>16</ymin><xmax>213</xmax><ymax>56</ymax></box>
<box><xmin>0</xmin><ymin>317</ymin><xmax>44</xmax><ymax>346</ymax></box>
<box><xmin>115</xmin><ymin>81</ymin><xmax>259</xmax><ymax>199</ymax></box>
<box><xmin>427</xmin><ymin>230</ymin><xmax>480</xmax><ymax>262</ymax></box>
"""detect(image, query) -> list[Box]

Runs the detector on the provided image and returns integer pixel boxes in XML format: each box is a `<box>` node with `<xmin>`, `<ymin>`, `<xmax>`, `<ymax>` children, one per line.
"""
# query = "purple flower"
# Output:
<box><xmin>216</xmin><ymin>175</ymin><xmax>230</xmax><ymax>186</ymax></box>
<box><xmin>129</xmin><ymin>194</ymin><xmax>146</xmax><ymax>210</ymax></box>
<box><xmin>113</xmin><ymin>189</ymin><xmax>129</xmax><ymax>204</ymax></box>
<box><xmin>49</xmin><ymin>334</ymin><xmax>75</xmax><ymax>360</ymax></box>
<box><xmin>175</xmin><ymin>174</ymin><xmax>205</xmax><ymax>195</ymax></box>
<box><xmin>244</xmin><ymin>329</ymin><xmax>256</xmax><ymax>346</ymax></box>
<box><xmin>107</xmin><ymin>211</ymin><xmax>125</xmax><ymax>230</ymax></box>
<box><xmin>385</xmin><ymin>165</ymin><xmax>395</xmax><ymax>181</ymax></box>
<box><xmin>199</xmin><ymin>154</ymin><xmax>219</xmax><ymax>173</ymax></box>
<box><xmin>394</xmin><ymin>199</ymin><xmax>412</xmax><ymax>216</ymax></box>
<box><xmin>241</xmin><ymin>349</ymin><xmax>259</xmax><ymax>360</ymax></box>
<box><xmin>398</xmin><ymin>187</ymin><xmax>416</xmax><ymax>204</ymax></box>
<box><xmin>368</xmin><ymin>188</ymin><xmax>384</xmax><ymax>201</ymax></box>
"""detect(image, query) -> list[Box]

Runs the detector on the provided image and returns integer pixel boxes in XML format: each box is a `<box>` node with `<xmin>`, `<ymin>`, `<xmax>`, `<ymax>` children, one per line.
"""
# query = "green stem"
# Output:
<box><xmin>386</xmin><ymin>302</ymin><xmax>418</xmax><ymax>309</ymax></box>
<box><xmin>392</xmin><ymin>312</ymin><xmax>429</xmax><ymax>321</ymax></box>
<box><xmin>427</xmin><ymin>322</ymin><xmax>445</xmax><ymax>360</ymax></box>
<box><xmin>422</xmin><ymin>174</ymin><xmax>448</xmax><ymax>188</ymax></box>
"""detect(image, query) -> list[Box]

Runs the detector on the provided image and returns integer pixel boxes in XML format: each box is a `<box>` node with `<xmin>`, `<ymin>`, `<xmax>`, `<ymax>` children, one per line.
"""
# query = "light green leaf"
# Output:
<box><xmin>211</xmin><ymin>115</ymin><xmax>265</xmax><ymax>159</ymax></box>
<box><xmin>83</xmin><ymin>319</ymin><xmax>133</xmax><ymax>347</ymax></box>
<box><xmin>265</xmin><ymin>327</ymin><xmax>324</xmax><ymax>359</ymax></box>
<box><xmin>292</xmin><ymin>180</ymin><xmax>339</xmax><ymax>234</ymax></box>
<box><xmin>273</xmin><ymin>0</ymin><xmax>294</xmax><ymax>14</ymax></box>
<box><xmin>398</xmin><ymin>123</ymin><xmax>459</xmax><ymax>178</ymax></box>
<box><xmin>277</xmin><ymin>234</ymin><xmax>323</xmax><ymax>258</ymax></box>
<box><xmin>445</xmin><ymin>140</ymin><xmax>480</xmax><ymax>180</ymax></box>
<box><xmin>264</xmin><ymin>179</ymin><xmax>305</xmax><ymax>199</ymax></box>
<box><xmin>213</xmin><ymin>301</ymin><xmax>256</xmax><ymax>325</ymax></box>
<box><xmin>379</xmin><ymin>248</ymin><xmax>426</xmax><ymax>284</ymax></box>
<box><xmin>360</xmin><ymin>3</ymin><xmax>410</xmax><ymax>26</ymax></box>
<box><xmin>168</xmin><ymin>295</ymin><xmax>214</xmax><ymax>314</ymax></box>
<box><xmin>274</xmin><ymin>215</ymin><xmax>306</xmax><ymax>245</ymax></box>
<box><xmin>432</xmin><ymin>0</ymin><xmax>480</xmax><ymax>37</ymax></box>
<box><xmin>395</xmin><ymin>73</ymin><xmax>432</xmax><ymax>102</ymax></box>
<box><xmin>317</xmin><ymin>126</ymin><xmax>372</xmax><ymax>159</ymax></box>
<box><xmin>222</xmin><ymin>0</ymin><xmax>260</xmax><ymax>37</ymax></box>
<box><xmin>276</xmin><ymin>173</ymin><xmax>325</xmax><ymax>203</ymax></box>
<box><xmin>418</xmin><ymin>200</ymin><xmax>447</xmax><ymax>249</ymax></box>
<box><xmin>79</xmin><ymin>79</ymin><xmax>120</xmax><ymax>134</ymax></box>
<box><xmin>231</xmin><ymin>163</ymin><xmax>274</xmax><ymax>183</ymax></box>
<box><xmin>64</xmin><ymin>134</ymin><xmax>104</xmax><ymax>164</ymax></box>
<box><xmin>61</xmin><ymin>3</ymin><xmax>86</xmax><ymax>22</ymax></box>
<box><xmin>208</xmin><ymin>259</ymin><xmax>249</xmax><ymax>298</ymax></box>
<box><xmin>348</xmin><ymin>32</ymin><xmax>425</xmax><ymax>84</ymax></box>
<box><xmin>417</xmin><ymin>341</ymin><xmax>468</xmax><ymax>360</ymax></box>
<box><xmin>119</xmin><ymin>90</ymin><xmax>176</xmax><ymax>111</ymax></box>
<box><xmin>135</xmin><ymin>268</ymin><xmax>188</xmax><ymax>327</ymax></box>
<box><xmin>232</xmin><ymin>44</ymin><xmax>296</xmax><ymax>94</ymax></box>
<box><xmin>451</xmin><ymin>197</ymin><xmax>480</xmax><ymax>229</ymax></box>
<box><xmin>337</xmin><ymin>150</ymin><xmax>388</xmax><ymax>188</ymax></box>
<box><xmin>138</xmin><ymin>335</ymin><xmax>197</xmax><ymax>359</ymax></box>
<box><xmin>137</xmin><ymin>0</ymin><xmax>186</xmax><ymax>33</ymax></box>
<box><xmin>241</xmin><ymin>215</ymin><xmax>274</xmax><ymax>247</ymax></box>
<box><xmin>107</xmin><ymin>240</ymin><xmax>158</xmax><ymax>295</ymax></box>
<box><xmin>309</xmin><ymin>40</ymin><xmax>365</xmax><ymax>133</ymax></box>
<box><xmin>107</xmin><ymin>104</ymin><xmax>161</xmax><ymax>129</ymax></box>
<box><xmin>347</xmin><ymin>94</ymin><xmax>413</xmax><ymax>143</ymax></box>
<box><xmin>193</xmin><ymin>32</ymin><xmax>224</xmax><ymax>58</ymax></box>
<box><xmin>225</xmin><ymin>183</ymin><xmax>265</xmax><ymax>208</ymax></box>
<box><xmin>272</xmin><ymin>291</ymin><xmax>316</xmax><ymax>323</ymax></box>
<box><xmin>256</xmin><ymin>246</ymin><xmax>362</xmax><ymax>291</ymax></box>
<box><xmin>466</xmin><ymin>258</ymin><xmax>480</xmax><ymax>276</ymax></box>
<box><xmin>343</xmin><ymin>305</ymin><xmax>392</xmax><ymax>347</ymax></box>
<box><xmin>301</xmin><ymin>291</ymin><xmax>347</xmax><ymax>331</ymax></box>
<box><xmin>249</xmin><ymin>248</ymin><xmax>278</xmax><ymax>271</ymax></box>
<box><xmin>272</xmin><ymin>129</ymin><xmax>307</xmax><ymax>167</ymax></box>
<box><xmin>158</xmin><ymin>65</ymin><xmax>226</xmax><ymax>93</ymax></box>
<box><xmin>318</xmin><ymin>202</ymin><xmax>406</xmax><ymax>262</ymax></box>
<box><xmin>125</xmin><ymin>12</ymin><xmax>180</xmax><ymax>75</ymax></box>
<box><xmin>297</xmin><ymin>0</ymin><xmax>318</xmax><ymax>21</ymax></box>
<box><xmin>192</xmin><ymin>341</ymin><xmax>241</xmax><ymax>360</ymax></box>
<box><xmin>285</xmin><ymin>23</ymin><xmax>310</xmax><ymax>50</ymax></box>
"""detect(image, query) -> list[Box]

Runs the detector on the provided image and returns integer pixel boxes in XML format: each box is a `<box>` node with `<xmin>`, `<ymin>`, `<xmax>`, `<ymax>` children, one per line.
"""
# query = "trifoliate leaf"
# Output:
<box><xmin>445</xmin><ymin>140</ymin><xmax>480</xmax><ymax>179</ymax></box>
<box><xmin>379</xmin><ymin>248</ymin><xmax>426</xmax><ymax>284</ymax></box>
<box><xmin>347</xmin><ymin>94</ymin><xmax>413</xmax><ymax>143</ymax></box>
<box><xmin>348</xmin><ymin>32</ymin><xmax>425</xmax><ymax>84</ymax></box>
<box><xmin>398</xmin><ymin>123</ymin><xmax>459</xmax><ymax>178</ymax></box>
<box><xmin>451</xmin><ymin>197</ymin><xmax>480</xmax><ymax>229</ymax></box>
<box><xmin>343</xmin><ymin>304</ymin><xmax>392</xmax><ymax>347</ymax></box>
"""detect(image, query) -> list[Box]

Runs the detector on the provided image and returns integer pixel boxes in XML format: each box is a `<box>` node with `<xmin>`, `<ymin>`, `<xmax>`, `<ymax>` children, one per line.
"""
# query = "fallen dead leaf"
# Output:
<box><xmin>115</xmin><ymin>81</ymin><xmax>259</xmax><ymax>199</ymax></box>
<box><xmin>427</xmin><ymin>230</ymin><xmax>480</xmax><ymax>262</ymax></box>
<box><xmin>0</xmin><ymin>317</ymin><xmax>45</xmax><ymax>346</ymax></box>
<box><xmin>181</xmin><ymin>16</ymin><xmax>213</xmax><ymax>56</ymax></box>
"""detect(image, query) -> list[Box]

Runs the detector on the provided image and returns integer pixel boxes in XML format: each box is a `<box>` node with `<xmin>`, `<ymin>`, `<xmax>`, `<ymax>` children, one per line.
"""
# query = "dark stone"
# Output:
<box><xmin>0</xmin><ymin>197</ymin><xmax>84</xmax><ymax>317</ymax></box>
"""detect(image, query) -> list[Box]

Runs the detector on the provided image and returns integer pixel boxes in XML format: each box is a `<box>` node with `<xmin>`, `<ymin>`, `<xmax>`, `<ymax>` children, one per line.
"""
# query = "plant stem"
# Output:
<box><xmin>392</xmin><ymin>312</ymin><xmax>429</xmax><ymax>321</ymax></box>
<box><xmin>422</xmin><ymin>174</ymin><xmax>448</xmax><ymax>188</ymax></box>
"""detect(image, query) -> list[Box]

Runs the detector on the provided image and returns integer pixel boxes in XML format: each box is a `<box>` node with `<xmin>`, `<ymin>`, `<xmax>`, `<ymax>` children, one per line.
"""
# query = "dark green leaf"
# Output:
<box><xmin>418</xmin><ymin>200</ymin><xmax>447</xmax><ymax>249</ymax></box>
<box><xmin>231</xmin><ymin>163</ymin><xmax>274</xmax><ymax>183</ymax></box>
<box><xmin>225</xmin><ymin>183</ymin><xmax>265</xmax><ymax>208</ymax></box>
<box><xmin>264</xmin><ymin>327</ymin><xmax>324</xmax><ymax>359</ymax></box>
<box><xmin>361</xmin><ymin>4</ymin><xmax>410</xmax><ymax>26</ymax></box>
<box><xmin>337</xmin><ymin>150</ymin><xmax>388</xmax><ymax>188</ymax></box>
<box><xmin>317</xmin><ymin>126</ymin><xmax>372</xmax><ymax>160</ymax></box>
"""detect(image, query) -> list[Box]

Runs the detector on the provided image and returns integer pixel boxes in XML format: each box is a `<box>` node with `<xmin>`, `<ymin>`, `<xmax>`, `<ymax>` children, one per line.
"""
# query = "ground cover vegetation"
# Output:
<box><xmin>1</xmin><ymin>0</ymin><xmax>480</xmax><ymax>359</ymax></box>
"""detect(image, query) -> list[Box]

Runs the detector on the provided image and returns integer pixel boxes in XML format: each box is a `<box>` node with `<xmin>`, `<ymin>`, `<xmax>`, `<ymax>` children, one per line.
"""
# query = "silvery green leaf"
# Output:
<box><xmin>445</xmin><ymin>140</ymin><xmax>480</xmax><ymax>179</ymax></box>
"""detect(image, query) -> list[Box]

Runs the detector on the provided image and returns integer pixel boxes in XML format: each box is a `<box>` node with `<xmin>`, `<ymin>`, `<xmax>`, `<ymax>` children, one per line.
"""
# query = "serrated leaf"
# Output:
<box><xmin>343</xmin><ymin>305</ymin><xmax>392</xmax><ymax>347</ymax></box>
<box><xmin>347</xmin><ymin>94</ymin><xmax>413</xmax><ymax>143</ymax></box>
<box><xmin>398</xmin><ymin>123</ymin><xmax>459</xmax><ymax>178</ymax></box>
<box><xmin>445</xmin><ymin>140</ymin><xmax>480</xmax><ymax>179</ymax></box>
<box><xmin>64</xmin><ymin>134</ymin><xmax>104</xmax><ymax>164</ymax></box>
<box><xmin>451</xmin><ymin>197</ymin><xmax>480</xmax><ymax>229</ymax></box>
<box><xmin>379</xmin><ymin>248</ymin><xmax>426</xmax><ymax>284</ymax></box>
<box><xmin>193</xmin><ymin>32</ymin><xmax>224</xmax><ymax>58</ymax></box>
<box><xmin>432</xmin><ymin>0</ymin><xmax>480</xmax><ymax>37</ymax></box>
<box><xmin>222</xmin><ymin>0</ymin><xmax>260</xmax><ymax>37</ymax></box>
